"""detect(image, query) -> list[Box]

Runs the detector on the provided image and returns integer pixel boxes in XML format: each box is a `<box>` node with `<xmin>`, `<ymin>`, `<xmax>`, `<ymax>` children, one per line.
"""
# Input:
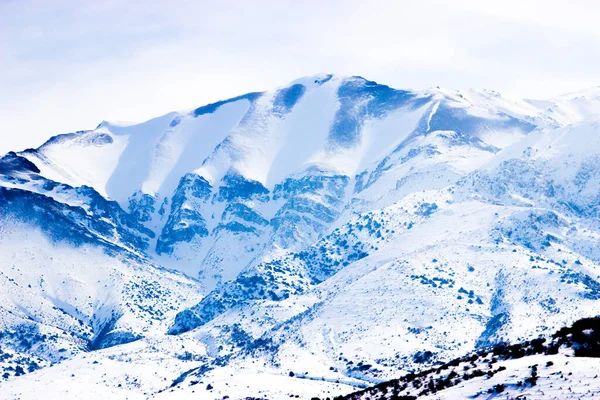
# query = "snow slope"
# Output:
<box><xmin>340</xmin><ymin>315</ymin><xmax>600</xmax><ymax>400</ymax></box>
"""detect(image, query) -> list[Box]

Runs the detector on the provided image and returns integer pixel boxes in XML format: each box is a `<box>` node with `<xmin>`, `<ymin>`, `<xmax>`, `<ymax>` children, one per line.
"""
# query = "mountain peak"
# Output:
<box><xmin>285</xmin><ymin>72</ymin><xmax>336</xmax><ymax>88</ymax></box>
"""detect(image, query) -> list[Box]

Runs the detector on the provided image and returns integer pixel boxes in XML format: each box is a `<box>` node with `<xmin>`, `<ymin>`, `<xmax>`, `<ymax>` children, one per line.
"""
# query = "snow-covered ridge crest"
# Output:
<box><xmin>12</xmin><ymin>75</ymin><xmax>531</xmax><ymax>199</ymax></box>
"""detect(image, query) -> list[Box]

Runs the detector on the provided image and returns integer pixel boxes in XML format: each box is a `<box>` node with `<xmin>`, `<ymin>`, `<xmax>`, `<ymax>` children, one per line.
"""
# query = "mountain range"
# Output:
<box><xmin>3</xmin><ymin>74</ymin><xmax>600</xmax><ymax>399</ymax></box>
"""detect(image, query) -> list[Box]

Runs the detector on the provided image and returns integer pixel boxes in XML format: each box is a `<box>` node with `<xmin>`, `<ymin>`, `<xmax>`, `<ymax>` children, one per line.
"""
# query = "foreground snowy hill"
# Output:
<box><xmin>340</xmin><ymin>316</ymin><xmax>600</xmax><ymax>399</ymax></box>
<box><xmin>3</xmin><ymin>75</ymin><xmax>600</xmax><ymax>399</ymax></box>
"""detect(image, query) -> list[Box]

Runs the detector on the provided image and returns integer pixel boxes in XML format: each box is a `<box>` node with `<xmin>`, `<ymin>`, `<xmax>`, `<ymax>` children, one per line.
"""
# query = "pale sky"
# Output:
<box><xmin>2</xmin><ymin>0</ymin><xmax>600</xmax><ymax>154</ymax></box>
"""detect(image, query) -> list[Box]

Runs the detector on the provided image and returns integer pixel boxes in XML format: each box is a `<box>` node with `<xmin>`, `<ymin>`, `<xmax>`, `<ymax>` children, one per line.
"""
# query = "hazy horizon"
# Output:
<box><xmin>2</xmin><ymin>0</ymin><xmax>600</xmax><ymax>154</ymax></box>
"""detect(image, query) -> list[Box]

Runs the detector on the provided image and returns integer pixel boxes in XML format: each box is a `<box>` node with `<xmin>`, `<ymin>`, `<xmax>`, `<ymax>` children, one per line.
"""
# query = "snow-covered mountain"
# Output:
<box><xmin>4</xmin><ymin>74</ymin><xmax>600</xmax><ymax>399</ymax></box>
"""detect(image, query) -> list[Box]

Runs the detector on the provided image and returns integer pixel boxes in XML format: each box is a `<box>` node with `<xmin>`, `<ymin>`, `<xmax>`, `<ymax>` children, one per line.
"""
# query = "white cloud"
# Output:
<box><xmin>1</xmin><ymin>0</ymin><xmax>600</xmax><ymax>154</ymax></box>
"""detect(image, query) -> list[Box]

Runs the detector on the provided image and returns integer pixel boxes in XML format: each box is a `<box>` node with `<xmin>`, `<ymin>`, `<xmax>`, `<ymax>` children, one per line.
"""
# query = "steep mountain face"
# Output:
<box><xmin>0</xmin><ymin>154</ymin><xmax>202</xmax><ymax>378</ymax></box>
<box><xmin>14</xmin><ymin>75</ymin><xmax>542</xmax><ymax>286</ymax></box>
<box><xmin>4</xmin><ymin>75</ymin><xmax>600</xmax><ymax>399</ymax></box>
